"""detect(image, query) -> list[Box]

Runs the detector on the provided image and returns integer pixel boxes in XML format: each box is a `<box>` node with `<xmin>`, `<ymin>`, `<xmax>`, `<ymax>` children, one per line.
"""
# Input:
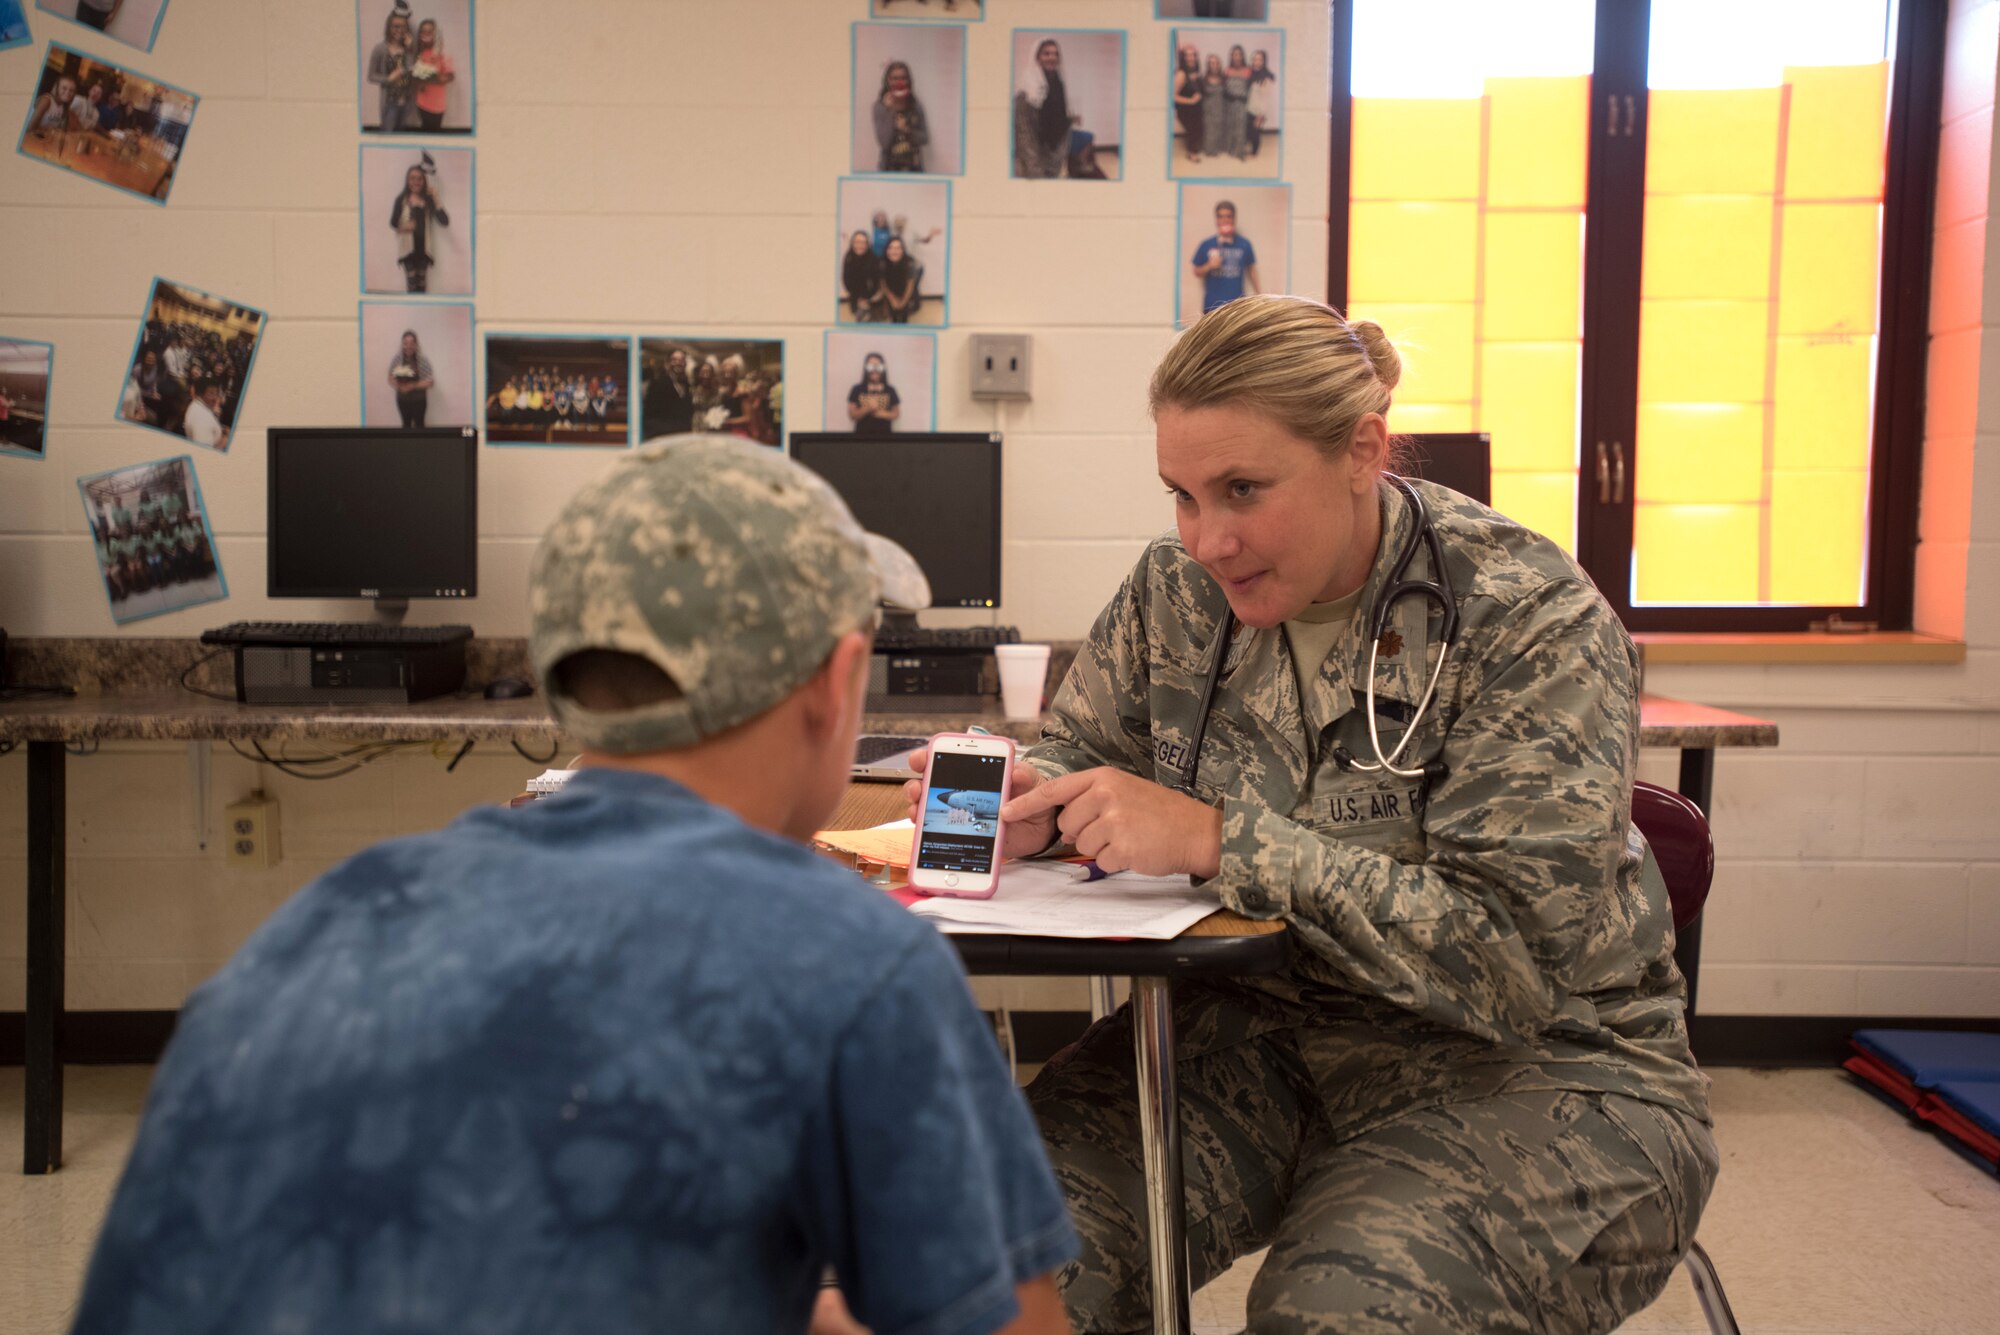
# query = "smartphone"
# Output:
<box><xmin>907</xmin><ymin>732</ymin><xmax>1015</xmax><ymax>898</ymax></box>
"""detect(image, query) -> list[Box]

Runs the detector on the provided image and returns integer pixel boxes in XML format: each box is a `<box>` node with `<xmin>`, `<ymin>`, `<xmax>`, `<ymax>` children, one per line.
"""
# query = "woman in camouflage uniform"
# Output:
<box><xmin>985</xmin><ymin>295</ymin><xmax>1718</xmax><ymax>1333</ymax></box>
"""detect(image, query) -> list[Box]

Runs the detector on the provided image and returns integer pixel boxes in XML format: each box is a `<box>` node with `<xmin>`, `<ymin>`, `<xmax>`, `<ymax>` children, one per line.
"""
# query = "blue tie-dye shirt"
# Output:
<box><xmin>72</xmin><ymin>768</ymin><xmax>1077</xmax><ymax>1335</ymax></box>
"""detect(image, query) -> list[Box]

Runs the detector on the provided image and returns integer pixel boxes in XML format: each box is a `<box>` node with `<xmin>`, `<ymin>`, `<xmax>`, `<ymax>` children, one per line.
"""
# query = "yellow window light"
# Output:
<box><xmin>1479</xmin><ymin>343</ymin><xmax>1580</xmax><ymax>473</ymax></box>
<box><xmin>1769</xmin><ymin>470</ymin><xmax>1868</xmax><ymax>604</ymax></box>
<box><xmin>1641</xmin><ymin>195</ymin><xmax>1776</xmax><ymax>304</ymax></box>
<box><xmin>1351</xmin><ymin>98</ymin><xmax>1484</xmax><ymax>201</ymax></box>
<box><xmin>1349</xmin><ymin>201</ymin><xmax>1481</xmax><ymax>304</ymax></box>
<box><xmin>1635</xmin><ymin>404</ymin><xmax>1765</xmax><ymax>505</ymax></box>
<box><xmin>1484</xmin><ymin>75</ymin><xmax>1590</xmax><ymax>210</ymax></box>
<box><xmin>1635</xmin><ymin>503</ymin><xmax>1761</xmax><ymax>604</ymax></box>
<box><xmin>1483</xmin><ymin>212</ymin><xmax>1583</xmax><ymax>342</ymax></box>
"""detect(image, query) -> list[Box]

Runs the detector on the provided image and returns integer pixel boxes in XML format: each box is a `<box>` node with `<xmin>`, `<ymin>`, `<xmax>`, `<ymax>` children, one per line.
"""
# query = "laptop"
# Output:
<box><xmin>852</xmin><ymin>733</ymin><xmax>929</xmax><ymax>782</ymax></box>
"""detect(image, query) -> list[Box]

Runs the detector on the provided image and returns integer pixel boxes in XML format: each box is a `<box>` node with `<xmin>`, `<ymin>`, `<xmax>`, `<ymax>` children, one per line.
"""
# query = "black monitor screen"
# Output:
<box><xmin>267</xmin><ymin>427</ymin><xmax>478</xmax><ymax>599</ymax></box>
<box><xmin>1401</xmin><ymin>432</ymin><xmax>1492</xmax><ymax>506</ymax></box>
<box><xmin>788</xmin><ymin>433</ymin><xmax>1001</xmax><ymax>609</ymax></box>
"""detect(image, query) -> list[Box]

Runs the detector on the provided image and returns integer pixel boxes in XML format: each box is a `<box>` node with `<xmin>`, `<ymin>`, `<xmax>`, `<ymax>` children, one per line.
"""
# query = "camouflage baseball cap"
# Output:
<box><xmin>529</xmin><ymin>435</ymin><xmax>884</xmax><ymax>753</ymax></box>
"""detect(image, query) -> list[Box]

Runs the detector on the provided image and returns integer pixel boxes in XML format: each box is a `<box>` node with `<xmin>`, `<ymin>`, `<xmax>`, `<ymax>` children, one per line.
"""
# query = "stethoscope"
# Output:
<box><xmin>1174</xmin><ymin>475</ymin><xmax>1459</xmax><ymax>795</ymax></box>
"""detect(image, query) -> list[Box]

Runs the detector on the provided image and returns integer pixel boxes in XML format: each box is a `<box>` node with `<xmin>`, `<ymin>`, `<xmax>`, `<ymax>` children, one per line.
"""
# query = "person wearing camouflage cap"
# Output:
<box><xmin>72</xmin><ymin>436</ymin><xmax>1077</xmax><ymax>1335</ymax></box>
<box><xmin>977</xmin><ymin>297</ymin><xmax>1718</xmax><ymax>1333</ymax></box>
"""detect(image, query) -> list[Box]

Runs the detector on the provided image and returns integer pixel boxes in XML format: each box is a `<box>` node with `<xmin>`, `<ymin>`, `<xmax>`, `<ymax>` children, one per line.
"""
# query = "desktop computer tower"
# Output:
<box><xmin>867</xmin><ymin>652</ymin><xmax>986</xmax><ymax>713</ymax></box>
<box><xmin>229</xmin><ymin>642</ymin><xmax>467</xmax><ymax>705</ymax></box>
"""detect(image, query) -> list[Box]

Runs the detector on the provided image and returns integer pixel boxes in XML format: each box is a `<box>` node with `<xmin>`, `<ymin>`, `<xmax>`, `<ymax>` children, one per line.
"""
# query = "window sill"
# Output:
<box><xmin>1633</xmin><ymin>631</ymin><xmax>1966</xmax><ymax>665</ymax></box>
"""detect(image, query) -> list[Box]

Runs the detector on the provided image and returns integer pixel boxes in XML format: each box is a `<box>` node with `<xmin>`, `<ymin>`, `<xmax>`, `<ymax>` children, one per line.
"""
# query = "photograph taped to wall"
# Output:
<box><xmin>357</xmin><ymin>0</ymin><xmax>473</xmax><ymax>134</ymax></box>
<box><xmin>485</xmin><ymin>334</ymin><xmax>631</xmax><ymax>448</ymax></box>
<box><xmin>35</xmin><ymin>0</ymin><xmax>170</xmax><ymax>52</ymax></box>
<box><xmin>1156</xmin><ymin>0</ymin><xmax>1268</xmax><ymax>19</ymax></box>
<box><xmin>76</xmin><ymin>453</ymin><xmax>227</xmax><ymax>624</ymax></box>
<box><xmin>360</xmin><ymin>143</ymin><xmax>473</xmax><ymax>296</ymax></box>
<box><xmin>852</xmin><ymin>21</ymin><xmax>964</xmax><ymax>176</ymax></box>
<box><xmin>1</xmin><ymin>337</ymin><xmax>54</xmax><ymax>460</ymax></box>
<box><xmin>17</xmin><ymin>41</ymin><xmax>197</xmax><ymax>204</ymax></box>
<box><xmin>1177</xmin><ymin>181</ymin><xmax>1289</xmax><ymax>328</ymax></box>
<box><xmin>1</xmin><ymin>0</ymin><xmax>31</xmax><ymax>51</ymax></box>
<box><xmin>1012</xmin><ymin>29</ymin><xmax>1124</xmax><ymax>181</ymax></box>
<box><xmin>120</xmin><ymin>277</ymin><xmax>268</xmax><ymax>453</ymax></box>
<box><xmin>822</xmin><ymin>329</ymin><xmax>935</xmax><ymax>437</ymax></box>
<box><xmin>835</xmin><ymin>176</ymin><xmax>950</xmax><ymax>327</ymax></box>
<box><xmin>870</xmin><ymin>0</ymin><xmax>982</xmax><ymax>19</ymax></box>
<box><xmin>1168</xmin><ymin>26</ymin><xmax>1283</xmax><ymax>180</ymax></box>
<box><xmin>639</xmin><ymin>337</ymin><xmax>784</xmax><ymax>447</ymax></box>
<box><xmin>361</xmin><ymin>300</ymin><xmax>474</xmax><ymax>430</ymax></box>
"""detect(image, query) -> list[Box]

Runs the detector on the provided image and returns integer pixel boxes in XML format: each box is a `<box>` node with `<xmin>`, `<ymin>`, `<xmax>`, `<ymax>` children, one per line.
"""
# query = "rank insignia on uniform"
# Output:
<box><xmin>1377</xmin><ymin>630</ymin><xmax>1404</xmax><ymax>658</ymax></box>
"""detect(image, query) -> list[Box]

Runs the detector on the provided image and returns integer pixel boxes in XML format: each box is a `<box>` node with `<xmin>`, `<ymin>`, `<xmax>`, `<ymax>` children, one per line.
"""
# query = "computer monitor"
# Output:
<box><xmin>267</xmin><ymin>426</ymin><xmax>478</xmax><ymax>605</ymax></box>
<box><xmin>788</xmin><ymin>432</ymin><xmax>1001</xmax><ymax>609</ymax></box>
<box><xmin>1399</xmin><ymin>432</ymin><xmax>1492</xmax><ymax>505</ymax></box>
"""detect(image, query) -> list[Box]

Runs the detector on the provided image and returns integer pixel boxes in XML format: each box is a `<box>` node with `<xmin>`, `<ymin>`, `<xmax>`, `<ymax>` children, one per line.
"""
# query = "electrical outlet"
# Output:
<box><xmin>225</xmin><ymin>792</ymin><xmax>281</xmax><ymax>868</ymax></box>
<box><xmin>969</xmin><ymin>333</ymin><xmax>1032</xmax><ymax>400</ymax></box>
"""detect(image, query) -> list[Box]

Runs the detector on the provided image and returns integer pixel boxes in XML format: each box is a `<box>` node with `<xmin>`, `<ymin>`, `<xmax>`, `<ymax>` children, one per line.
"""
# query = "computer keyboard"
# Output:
<box><xmin>200</xmin><ymin>621</ymin><xmax>474</xmax><ymax>649</ymax></box>
<box><xmin>871</xmin><ymin>624</ymin><xmax>1021</xmax><ymax>653</ymax></box>
<box><xmin>854</xmin><ymin>734</ymin><xmax>928</xmax><ymax>765</ymax></box>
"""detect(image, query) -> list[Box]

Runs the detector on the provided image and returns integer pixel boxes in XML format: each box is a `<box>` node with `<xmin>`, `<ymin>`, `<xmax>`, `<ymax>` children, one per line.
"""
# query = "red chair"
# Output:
<box><xmin>1630</xmin><ymin>781</ymin><xmax>1740</xmax><ymax>1335</ymax></box>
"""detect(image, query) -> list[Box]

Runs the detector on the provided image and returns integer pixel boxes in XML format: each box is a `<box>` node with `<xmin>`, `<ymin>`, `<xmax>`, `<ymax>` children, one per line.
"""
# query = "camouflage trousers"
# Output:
<box><xmin>1027</xmin><ymin>1004</ymin><xmax>1718</xmax><ymax>1335</ymax></box>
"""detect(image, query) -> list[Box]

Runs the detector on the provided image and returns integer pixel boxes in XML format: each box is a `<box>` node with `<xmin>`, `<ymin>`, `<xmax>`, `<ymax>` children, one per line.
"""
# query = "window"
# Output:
<box><xmin>1330</xmin><ymin>0</ymin><xmax>1945</xmax><ymax>629</ymax></box>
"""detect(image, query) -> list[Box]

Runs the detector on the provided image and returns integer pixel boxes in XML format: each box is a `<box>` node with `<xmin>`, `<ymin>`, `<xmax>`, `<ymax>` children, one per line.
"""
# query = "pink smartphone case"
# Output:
<box><xmin>908</xmin><ymin>733</ymin><xmax>1013</xmax><ymax>899</ymax></box>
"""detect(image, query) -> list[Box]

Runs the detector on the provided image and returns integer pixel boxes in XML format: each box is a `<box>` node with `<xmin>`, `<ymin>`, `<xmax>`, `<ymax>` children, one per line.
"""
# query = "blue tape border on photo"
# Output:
<box><xmin>1163</xmin><ymin>25</ymin><xmax>1286</xmax><ymax>184</ymax></box>
<box><xmin>0</xmin><ymin>335</ymin><xmax>56</xmax><ymax>460</ymax></box>
<box><xmin>1151</xmin><ymin>0</ymin><xmax>1270</xmax><ymax>20</ymax></box>
<box><xmin>14</xmin><ymin>39</ymin><xmax>200</xmax><ymax>207</ymax></box>
<box><xmin>869</xmin><ymin>0</ymin><xmax>985</xmax><ymax>22</ymax></box>
<box><xmin>850</xmin><ymin>19</ymin><xmax>969</xmax><ymax>179</ymax></box>
<box><xmin>113</xmin><ymin>275</ymin><xmax>270</xmax><ymax>449</ymax></box>
<box><xmin>635</xmin><ymin>333</ymin><xmax>789</xmax><ymax>449</ymax></box>
<box><xmin>357</xmin><ymin>298</ymin><xmax>476</xmax><ymax>428</ymax></box>
<box><xmin>34</xmin><ymin>0</ymin><xmax>172</xmax><ymax>53</ymax></box>
<box><xmin>480</xmin><ymin>330</ymin><xmax>637</xmax><ymax>450</ymax></box>
<box><xmin>821</xmin><ymin>326</ymin><xmax>938</xmax><ymax>433</ymax></box>
<box><xmin>833</xmin><ymin>175</ymin><xmax>953</xmax><ymax>330</ymax></box>
<box><xmin>352</xmin><ymin>0</ymin><xmax>478</xmax><ymax>136</ymax></box>
<box><xmin>73</xmin><ymin>452</ymin><xmax>230</xmax><ymax>626</ymax></box>
<box><xmin>1007</xmin><ymin>27</ymin><xmax>1128</xmax><ymax>184</ymax></box>
<box><xmin>1173</xmin><ymin>179</ymin><xmax>1292</xmax><ymax>329</ymax></box>
<box><xmin>0</xmin><ymin>0</ymin><xmax>33</xmax><ymax>52</ymax></box>
<box><xmin>357</xmin><ymin>141</ymin><xmax>478</xmax><ymax>299</ymax></box>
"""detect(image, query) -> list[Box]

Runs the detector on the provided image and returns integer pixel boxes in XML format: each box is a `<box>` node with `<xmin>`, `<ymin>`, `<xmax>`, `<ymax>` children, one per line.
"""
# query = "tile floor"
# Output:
<box><xmin>3</xmin><ymin>1066</ymin><xmax>1997</xmax><ymax>1334</ymax></box>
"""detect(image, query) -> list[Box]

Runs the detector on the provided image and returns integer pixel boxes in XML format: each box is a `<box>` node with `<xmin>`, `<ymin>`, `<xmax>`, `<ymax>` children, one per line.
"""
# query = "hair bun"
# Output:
<box><xmin>1348</xmin><ymin>319</ymin><xmax>1402</xmax><ymax>393</ymax></box>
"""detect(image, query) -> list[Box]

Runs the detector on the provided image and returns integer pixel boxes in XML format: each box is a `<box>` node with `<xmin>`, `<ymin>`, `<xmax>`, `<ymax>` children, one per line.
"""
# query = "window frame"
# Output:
<box><xmin>1326</xmin><ymin>0</ymin><xmax>1949</xmax><ymax>632</ymax></box>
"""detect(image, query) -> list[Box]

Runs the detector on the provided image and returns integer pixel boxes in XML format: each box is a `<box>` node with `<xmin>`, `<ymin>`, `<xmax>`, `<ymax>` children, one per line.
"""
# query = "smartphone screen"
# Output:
<box><xmin>915</xmin><ymin>750</ymin><xmax>1008</xmax><ymax>875</ymax></box>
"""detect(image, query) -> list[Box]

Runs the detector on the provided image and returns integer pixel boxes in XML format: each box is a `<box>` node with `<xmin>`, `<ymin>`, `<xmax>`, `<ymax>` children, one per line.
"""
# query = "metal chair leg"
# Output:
<box><xmin>1682</xmin><ymin>1239</ymin><xmax>1741</xmax><ymax>1335</ymax></box>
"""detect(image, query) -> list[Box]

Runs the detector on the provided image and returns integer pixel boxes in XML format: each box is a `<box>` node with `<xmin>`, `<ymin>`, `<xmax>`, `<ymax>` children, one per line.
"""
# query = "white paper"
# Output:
<box><xmin>907</xmin><ymin>860</ymin><xmax>1218</xmax><ymax>939</ymax></box>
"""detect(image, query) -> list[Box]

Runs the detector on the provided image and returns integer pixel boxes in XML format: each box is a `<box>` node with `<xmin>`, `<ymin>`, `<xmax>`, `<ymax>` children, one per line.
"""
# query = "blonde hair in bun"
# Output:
<box><xmin>1149</xmin><ymin>294</ymin><xmax>1400</xmax><ymax>462</ymax></box>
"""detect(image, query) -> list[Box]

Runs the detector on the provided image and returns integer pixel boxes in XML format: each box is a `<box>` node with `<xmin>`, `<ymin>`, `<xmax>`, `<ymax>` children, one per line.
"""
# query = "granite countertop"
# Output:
<box><xmin>0</xmin><ymin>637</ymin><xmax>1075</xmax><ymax>746</ymax></box>
<box><xmin>0</xmin><ymin>639</ymin><xmax>1773</xmax><ymax>750</ymax></box>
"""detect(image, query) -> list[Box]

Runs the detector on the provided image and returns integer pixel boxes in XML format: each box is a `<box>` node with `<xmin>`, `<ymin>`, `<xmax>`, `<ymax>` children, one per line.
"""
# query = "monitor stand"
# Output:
<box><xmin>372</xmin><ymin>598</ymin><xmax>410</xmax><ymax>626</ymax></box>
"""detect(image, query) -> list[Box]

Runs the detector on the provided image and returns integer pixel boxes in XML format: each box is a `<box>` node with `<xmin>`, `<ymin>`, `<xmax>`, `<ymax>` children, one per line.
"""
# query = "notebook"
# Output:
<box><xmin>851</xmin><ymin>733</ymin><xmax>928</xmax><ymax>781</ymax></box>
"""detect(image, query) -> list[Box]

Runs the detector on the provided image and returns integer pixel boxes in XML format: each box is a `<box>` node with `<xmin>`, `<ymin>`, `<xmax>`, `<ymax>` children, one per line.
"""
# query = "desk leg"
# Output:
<box><xmin>1089</xmin><ymin>975</ymin><xmax>1117</xmax><ymax>1023</ymax></box>
<box><xmin>1673</xmin><ymin>747</ymin><xmax>1714</xmax><ymax>1022</ymax></box>
<box><xmin>25</xmin><ymin>741</ymin><xmax>65</xmax><ymax>1175</ymax></box>
<box><xmin>1130</xmin><ymin>976</ymin><xmax>1188</xmax><ymax>1335</ymax></box>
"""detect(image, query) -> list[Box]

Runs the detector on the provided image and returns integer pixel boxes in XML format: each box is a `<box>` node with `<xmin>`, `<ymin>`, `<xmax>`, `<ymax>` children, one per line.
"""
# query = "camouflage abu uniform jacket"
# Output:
<box><xmin>1025</xmin><ymin>479</ymin><xmax>1710</xmax><ymax>1131</ymax></box>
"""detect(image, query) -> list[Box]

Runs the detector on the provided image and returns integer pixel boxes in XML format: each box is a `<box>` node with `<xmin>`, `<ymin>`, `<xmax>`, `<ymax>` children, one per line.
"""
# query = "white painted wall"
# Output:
<box><xmin>1</xmin><ymin>0</ymin><xmax>1996</xmax><ymax>1021</ymax></box>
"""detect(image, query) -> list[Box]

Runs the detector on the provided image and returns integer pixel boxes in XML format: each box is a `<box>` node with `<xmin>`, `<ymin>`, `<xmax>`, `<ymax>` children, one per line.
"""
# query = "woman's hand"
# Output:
<box><xmin>903</xmin><ymin>748</ymin><xmax>1056</xmax><ymax>862</ymax></box>
<box><xmin>1001</xmin><ymin>768</ymin><xmax>1223</xmax><ymax>879</ymax></box>
<box><xmin>809</xmin><ymin>1288</ymin><xmax>871</xmax><ymax>1335</ymax></box>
